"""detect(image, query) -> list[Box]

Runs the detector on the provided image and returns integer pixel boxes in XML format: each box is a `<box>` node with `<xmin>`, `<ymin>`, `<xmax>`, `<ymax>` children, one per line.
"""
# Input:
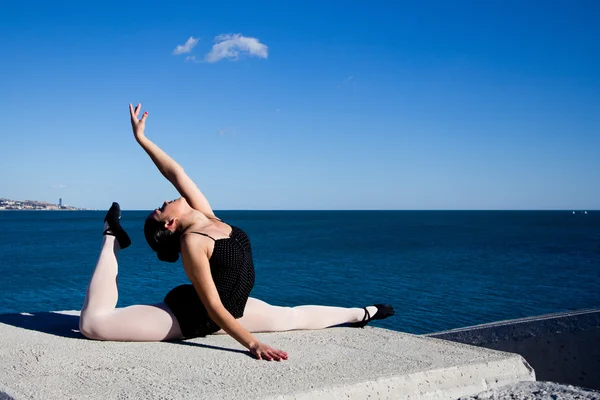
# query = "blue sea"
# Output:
<box><xmin>1</xmin><ymin>210</ymin><xmax>599</xmax><ymax>334</ymax></box>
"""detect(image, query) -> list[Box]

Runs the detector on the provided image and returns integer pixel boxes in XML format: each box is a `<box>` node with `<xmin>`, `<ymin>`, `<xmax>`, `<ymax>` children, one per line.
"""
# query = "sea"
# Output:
<box><xmin>0</xmin><ymin>210</ymin><xmax>598</xmax><ymax>334</ymax></box>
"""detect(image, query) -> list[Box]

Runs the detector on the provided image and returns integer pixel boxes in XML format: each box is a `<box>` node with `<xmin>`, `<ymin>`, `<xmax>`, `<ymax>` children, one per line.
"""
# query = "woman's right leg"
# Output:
<box><xmin>79</xmin><ymin>234</ymin><xmax>183</xmax><ymax>342</ymax></box>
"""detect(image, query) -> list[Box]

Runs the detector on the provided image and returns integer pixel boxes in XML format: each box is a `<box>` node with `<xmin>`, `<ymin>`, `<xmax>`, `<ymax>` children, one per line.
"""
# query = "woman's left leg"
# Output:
<box><xmin>216</xmin><ymin>298</ymin><xmax>377</xmax><ymax>333</ymax></box>
<box><xmin>79</xmin><ymin>235</ymin><xmax>183</xmax><ymax>342</ymax></box>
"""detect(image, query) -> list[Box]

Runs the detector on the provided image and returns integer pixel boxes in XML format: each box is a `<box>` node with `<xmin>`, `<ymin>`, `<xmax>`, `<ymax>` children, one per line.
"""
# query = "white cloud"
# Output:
<box><xmin>338</xmin><ymin>75</ymin><xmax>355</xmax><ymax>88</ymax></box>
<box><xmin>218</xmin><ymin>127</ymin><xmax>236</xmax><ymax>136</ymax></box>
<box><xmin>185</xmin><ymin>55</ymin><xmax>200</xmax><ymax>63</ymax></box>
<box><xmin>173</xmin><ymin>37</ymin><xmax>199</xmax><ymax>55</ymax></box>
<box><xmin>51</xmin><ymin>184</ymin><xmax>66</xmax><ymax>189</ymax></box>
<box><xmin>205</xmin><ymin>34</ymin><xmax>268</xmax><ymax>63</ymax></box>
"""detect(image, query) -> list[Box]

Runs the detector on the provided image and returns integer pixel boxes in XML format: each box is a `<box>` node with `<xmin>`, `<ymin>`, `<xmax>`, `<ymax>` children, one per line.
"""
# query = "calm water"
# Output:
<box><xmin>0</xmin><ymin>210</ymin><xmax>599</xmax><ymax>334</ymax></box>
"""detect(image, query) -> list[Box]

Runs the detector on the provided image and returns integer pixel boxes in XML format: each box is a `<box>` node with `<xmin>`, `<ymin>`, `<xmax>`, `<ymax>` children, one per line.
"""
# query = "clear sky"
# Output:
<box><xmin>1</xmin><ymin>1</ymin><xmax>598</xmax><ymax>210</ymax></box>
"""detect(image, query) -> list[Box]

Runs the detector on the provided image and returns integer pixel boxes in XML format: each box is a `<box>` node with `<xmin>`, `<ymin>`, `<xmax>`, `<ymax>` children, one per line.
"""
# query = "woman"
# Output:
<box><xmin>78</xmin><ymin>104</ymin><xmax>394</xmax><ymax>361</ymax></box>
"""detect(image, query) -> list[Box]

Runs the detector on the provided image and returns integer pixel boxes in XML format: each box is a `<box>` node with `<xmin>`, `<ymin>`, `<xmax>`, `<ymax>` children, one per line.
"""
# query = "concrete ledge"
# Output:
<box><xmin>1</xmin><ymin>311</ymin><xmax>534</xmax><ymax>399</ymax></box>
<box><xmin>426</xmin><ymin>308</ymin><xmax>600</xmax><ymax>390</ymax></box>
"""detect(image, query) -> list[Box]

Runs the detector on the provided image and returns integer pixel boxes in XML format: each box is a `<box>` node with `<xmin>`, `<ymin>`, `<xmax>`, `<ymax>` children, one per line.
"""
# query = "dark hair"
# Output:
<box><xmin>144</xmin><ymin>215</ymin><xmax>181</xmax><ymax>262</ymax></box>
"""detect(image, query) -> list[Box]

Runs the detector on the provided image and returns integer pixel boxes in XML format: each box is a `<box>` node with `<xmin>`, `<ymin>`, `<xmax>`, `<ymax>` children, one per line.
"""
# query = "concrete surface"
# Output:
<box><xmin>427</xmin><ymin>309</ymin><xmax>600</xmax><ymax>390</ymax></box>
<box><xmin>461</xmin><ymin>381</ymin><xmax>600</xmax><ymax>400</ymax></box>
<box><xmin>0</xmin><ymin>310</ymin><xmax>534</xmax><ymax>400</ymax></box>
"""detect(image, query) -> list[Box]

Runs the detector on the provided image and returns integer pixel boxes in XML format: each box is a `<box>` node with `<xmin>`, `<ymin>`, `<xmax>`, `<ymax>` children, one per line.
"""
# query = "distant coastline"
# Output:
<box><xmin>0</xmin><ymin>198</ymin><xmax>87</xmax><ymax>211</ymax></box>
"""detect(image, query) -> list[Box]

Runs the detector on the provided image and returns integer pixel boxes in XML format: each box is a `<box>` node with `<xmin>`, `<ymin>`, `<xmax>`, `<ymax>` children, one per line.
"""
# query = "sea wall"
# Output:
<box><xmin>426</xmin><ymin>308</ymin><xmax>600</xmax><ymax>390</ymax></box>
<box><xmin>0</xmin><ymin>310</ymin><xmax>534</xmax><ymax>399</ymax></box>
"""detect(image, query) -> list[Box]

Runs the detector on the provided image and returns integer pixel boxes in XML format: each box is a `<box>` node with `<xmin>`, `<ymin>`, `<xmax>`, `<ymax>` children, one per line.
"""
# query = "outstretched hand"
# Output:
<box><xmin>249</xmin><ymin>341</ymin><xmax>289</xmax><ymax>361</ymax></box>
<box><xmin>129</xmin><ymin>103</ymin><xmax>148</xmax><ymax>140</ymax></box>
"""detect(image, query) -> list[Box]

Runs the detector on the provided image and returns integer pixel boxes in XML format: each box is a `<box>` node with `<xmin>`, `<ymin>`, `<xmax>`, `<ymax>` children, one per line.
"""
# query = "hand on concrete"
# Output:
<box><xmin>249</xmin><ymin>341</ymin><xmax>288</xmax><ymax>361</ymax></box>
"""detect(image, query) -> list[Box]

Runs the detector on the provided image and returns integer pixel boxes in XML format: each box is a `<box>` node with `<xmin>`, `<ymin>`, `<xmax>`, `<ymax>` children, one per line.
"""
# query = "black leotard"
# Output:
<box><xmin>163</xmin><ymin>225</ymin><xmax>255</xmax><ymax>338</ymax></box>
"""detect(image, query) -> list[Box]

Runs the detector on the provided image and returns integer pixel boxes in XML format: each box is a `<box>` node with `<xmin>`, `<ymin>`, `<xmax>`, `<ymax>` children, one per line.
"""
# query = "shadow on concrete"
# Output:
<box><xmin>0</xmin><ymin>311</ymin><xmax>82</xmax><ymax>339</ymax></box>
<box><xmin>0</xmin><ymin>311</ymin><xmax>253</xmax><ymax>357</ymax></box>
<box><xmin>170</xmin><ymin>340</ymin><xmax>253</xmax><ymax>358</ymax></box>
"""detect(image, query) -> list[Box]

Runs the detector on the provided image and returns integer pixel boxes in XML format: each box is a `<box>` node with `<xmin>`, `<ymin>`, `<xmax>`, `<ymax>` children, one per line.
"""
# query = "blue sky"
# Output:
<box><xmin>1</xmin><ymin>1</ymin><xmax>598</xmax><ymax>210</ymax></box>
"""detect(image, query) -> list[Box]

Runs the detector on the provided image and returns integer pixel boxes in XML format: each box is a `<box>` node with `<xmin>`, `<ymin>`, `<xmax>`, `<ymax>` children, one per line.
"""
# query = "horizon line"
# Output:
<box><xmin>121</xmin><ymin>209</ymin><xmax>599</xmax><ymax>212</ymax></box>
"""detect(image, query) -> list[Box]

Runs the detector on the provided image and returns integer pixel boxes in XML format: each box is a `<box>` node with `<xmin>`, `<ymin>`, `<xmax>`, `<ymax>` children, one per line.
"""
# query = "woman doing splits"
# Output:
<box><xmin>78</xmin><ymin>104</ymin><xmax>394</xmax><ymax>361</ymax></box>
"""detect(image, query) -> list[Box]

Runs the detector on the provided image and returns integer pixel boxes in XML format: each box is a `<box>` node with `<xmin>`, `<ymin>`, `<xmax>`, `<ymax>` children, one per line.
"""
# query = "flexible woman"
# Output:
<box><xmin>78</xmin><ymin>104</ymin><xmax>394</xmax><ymax>361</ymax></box>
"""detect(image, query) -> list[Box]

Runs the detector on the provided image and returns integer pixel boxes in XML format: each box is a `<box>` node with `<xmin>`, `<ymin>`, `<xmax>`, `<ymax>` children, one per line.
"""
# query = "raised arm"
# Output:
<box><xmin>129</xmin><ymin>103</ymin><xmax>216</xmax><ymax>218</ymax></box>
<box><xmin>180</xmin><ymin>236</ymin><xmax>288</xmax><ymax>361</ymax></box>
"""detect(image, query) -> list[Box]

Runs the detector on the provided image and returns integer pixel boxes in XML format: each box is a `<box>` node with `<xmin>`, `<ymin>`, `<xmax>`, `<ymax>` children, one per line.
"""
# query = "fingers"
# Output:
<box><xmin>270</xmin><ymin>350</ymin><xmax>286</xmax><ymax>361</ymax></box>
<box><xmin>129</xmin><ymin>103</ymin><xmax>142</xmax><ymax>118</ymax></box>
<box><xmin>141</xmin><ymin>111</ymin><xmax>148</xmax><ymax>122</ymax></box>
<box><xmin>129</xmin><ymin>103</ymin><xmax>143</xmax><ymax>120</ymax></box>
<box><xmin>262</xmin><ymin>349</ymin><xmax>287</xmax><ymax>361</ymax></box>
<box><xmin>275</xmin><ymin>350</ymin><xmax>288</xmax><ymax>360</ymax></box>
<box><xmin>252</xmin><ymin>345</ymin><xmax>288</xmax><ymax>361</ymax></box>
<box><xmin>253</xmin><ymin>350</ymin><xmax>274</xmax><ymax>361</ymax></box>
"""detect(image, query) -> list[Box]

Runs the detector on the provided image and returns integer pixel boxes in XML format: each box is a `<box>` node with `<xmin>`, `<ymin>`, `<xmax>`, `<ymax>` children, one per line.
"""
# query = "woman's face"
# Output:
<box><xmin>150</xmin><ymin>197</ymin><xmax>188</xmax><ymax>221</ymax></box>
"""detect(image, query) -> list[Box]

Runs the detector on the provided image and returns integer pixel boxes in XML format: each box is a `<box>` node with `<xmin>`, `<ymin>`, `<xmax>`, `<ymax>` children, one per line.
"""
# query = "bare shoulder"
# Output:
<box><xmin>180</xmin><ymin>232</ymin><xmax>212</xmax><ymax>258</ymax></box>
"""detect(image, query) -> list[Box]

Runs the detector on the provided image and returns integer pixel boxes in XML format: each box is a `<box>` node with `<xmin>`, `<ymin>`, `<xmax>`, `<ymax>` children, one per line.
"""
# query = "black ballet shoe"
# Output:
<box><xmin>349</xmin><ymin>304</ymin><xmax>395</xmax><ymax>328</ymax></box>
<box><xmin>103</xmin><ymin>202</ymin><xmax>131</xmax><ymax>249</ymax></box>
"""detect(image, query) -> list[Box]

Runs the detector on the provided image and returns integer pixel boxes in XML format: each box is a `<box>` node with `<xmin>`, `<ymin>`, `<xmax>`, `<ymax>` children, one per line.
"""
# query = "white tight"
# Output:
<box><xmin>79</xmin><ymin>236</ymin><xmax>365</xmax><ymax>342</ymax></box>
<box><xmin>216</xmin><ymin>299</ymin><xmax>364</xmax><ymax>335</ymax></box>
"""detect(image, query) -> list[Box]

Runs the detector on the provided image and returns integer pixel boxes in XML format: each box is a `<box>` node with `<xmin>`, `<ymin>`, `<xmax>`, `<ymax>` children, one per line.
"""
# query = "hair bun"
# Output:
<box><xmin>157</xmin><ymin>250</ymin><xmax>179</xmax><ymax>263</ymax></box>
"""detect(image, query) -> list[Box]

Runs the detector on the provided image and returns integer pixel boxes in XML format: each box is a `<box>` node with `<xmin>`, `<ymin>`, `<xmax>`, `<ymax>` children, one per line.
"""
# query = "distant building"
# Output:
<box><xmin>59</xmin><ymin>198</ymin><xmax>62</xmax><ymax>207</ymax></box>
